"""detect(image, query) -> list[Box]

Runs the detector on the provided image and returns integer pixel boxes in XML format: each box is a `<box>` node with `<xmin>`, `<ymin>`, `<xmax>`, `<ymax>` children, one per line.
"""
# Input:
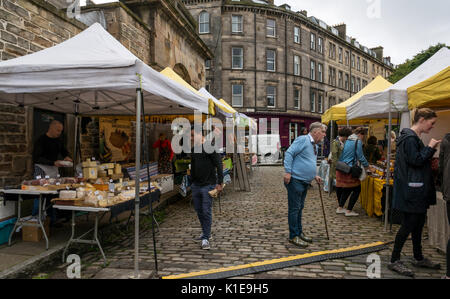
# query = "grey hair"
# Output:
<box><xmin>309</xmin><ymin>122</ymin><xmax>326</xmax><ymax>133</ymax></box>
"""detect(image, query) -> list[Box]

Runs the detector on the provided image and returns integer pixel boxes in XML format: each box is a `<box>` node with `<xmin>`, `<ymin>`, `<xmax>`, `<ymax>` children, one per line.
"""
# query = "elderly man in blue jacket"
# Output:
<box><xmin>284</xmin><ymin>122</ymin><xmax>327</xmax><ymax>248</ymax></box>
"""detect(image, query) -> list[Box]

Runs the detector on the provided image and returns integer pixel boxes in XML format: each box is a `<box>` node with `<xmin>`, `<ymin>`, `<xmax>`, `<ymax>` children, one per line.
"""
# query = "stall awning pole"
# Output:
<box><xmin>328</xmin><ymin>120</ymin><xmax>334</xmax><ymax>195</ymax></box>
<box><xmin>384</xmin><ymin>90</ymin><xmax>393</xmax><ymax>232</ymax></box>
<box><xmin>134</xmin><ymin>86</ymin><xmax>142</xmax><ymax>278</ymax></box>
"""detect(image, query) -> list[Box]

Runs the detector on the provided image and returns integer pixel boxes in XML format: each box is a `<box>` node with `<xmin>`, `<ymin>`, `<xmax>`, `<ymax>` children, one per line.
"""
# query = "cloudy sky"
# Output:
<box><xmin>274</xmin><ymin>0</ymin><xmax>450</xmax><ymax>65</ymax></box>
<box><xmin>83</xmin><ymin>0</ymin><xmax>449</xmax><ymax>65</ymax></box>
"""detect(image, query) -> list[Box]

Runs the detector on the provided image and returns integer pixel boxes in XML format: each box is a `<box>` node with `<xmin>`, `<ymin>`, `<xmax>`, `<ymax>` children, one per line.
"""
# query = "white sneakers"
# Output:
<box><xmin>336</xmin><ymin>207</ymin><xmax>346</xmax><ymax>214</ymax></box>
<box><xmin>344</xmin><ymin>211</ymin><xmax>359</xmax><ymax>217</ymax></box>
<box><xmin>336</xmin><ymin>207</ymin><xmax>359</xmax><ymax>217</ymax></box>
<box><xmin>201</xmin><ymin>239</ymin><xmax>211</xmax><ymax>250</ymax></box>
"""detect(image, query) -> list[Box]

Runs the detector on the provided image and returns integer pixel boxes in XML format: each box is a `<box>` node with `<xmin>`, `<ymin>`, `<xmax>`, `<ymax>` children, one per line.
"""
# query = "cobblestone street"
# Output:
<box><xmin>44</xmin><ymin>166</ymin><xmax>446</xmax><ymax>279</ymax></box>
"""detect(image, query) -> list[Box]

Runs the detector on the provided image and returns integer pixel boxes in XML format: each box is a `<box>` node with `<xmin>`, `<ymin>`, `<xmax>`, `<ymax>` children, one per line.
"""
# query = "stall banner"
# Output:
<box><xmin>369</xmin><ymin>121</ymin><xmax>386</xmax><ymax>141</ymax></box>
<box><xmin>99</xmin><ymin>118</ymin><xmax>132</xmax><ymax>162</ymax></box>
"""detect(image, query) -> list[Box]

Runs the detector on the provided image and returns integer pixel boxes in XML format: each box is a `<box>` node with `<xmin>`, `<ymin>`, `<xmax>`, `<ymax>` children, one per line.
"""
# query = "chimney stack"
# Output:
<box><xmin>371</xmin><ymin>46</ymin><xmax>384</xmax><ymax>60</ymax></box>
<box><xmin>333</xmin><ymin>23</ymin><xmax>346</xmax><ymax>39</ymax></box>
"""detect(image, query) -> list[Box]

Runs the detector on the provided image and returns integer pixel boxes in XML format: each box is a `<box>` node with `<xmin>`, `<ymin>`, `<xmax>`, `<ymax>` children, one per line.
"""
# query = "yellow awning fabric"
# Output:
<box><xmin>160</xmin><ymin>67</ymin><xmax>201</xmax><ymax>95</ymax></box>
<box><xmin>322</xmin><ymin>76</ymin><xmax>393</xmax><ymax>125</ymax></box>
<box><xmin>160</xmin><ymin>67</ymin><xmax>233</xmax><ymax>116</ymax></box>
<box><xmin>407</xmin><ymin>66</ymin><xmax>450</xmax><ymax>109</ymax></box>
<box><xmin>218</xmin><ymin>99</ymin><xmax>238</xmax><ymax>114</ymax></box>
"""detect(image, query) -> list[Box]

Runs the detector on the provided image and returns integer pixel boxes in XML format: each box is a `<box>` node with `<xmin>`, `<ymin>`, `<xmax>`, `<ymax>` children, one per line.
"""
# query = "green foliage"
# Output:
<box><xmin>388</xmin><ymin>43</ymin><xmax>449</xmax><ymax>84</ymax></box>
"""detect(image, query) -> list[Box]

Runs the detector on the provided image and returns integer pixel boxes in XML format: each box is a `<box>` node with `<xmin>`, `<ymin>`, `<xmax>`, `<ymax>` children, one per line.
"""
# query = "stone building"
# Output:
<box><xmin>182</xmin><ymin>0</ymin><xmax>394</xmax><ymax>147</ymax></box>
<box><xmin>0</xmin><ymin>0</ymin><xmax>212</xmax><ymax>188</ymax></box>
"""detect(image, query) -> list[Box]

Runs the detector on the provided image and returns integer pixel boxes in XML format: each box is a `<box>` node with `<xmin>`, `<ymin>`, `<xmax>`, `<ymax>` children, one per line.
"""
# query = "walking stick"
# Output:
<box><xmin>316</xmin><ymin>180</ymin><xmax>330</xmax><ymax>240</ymax></box>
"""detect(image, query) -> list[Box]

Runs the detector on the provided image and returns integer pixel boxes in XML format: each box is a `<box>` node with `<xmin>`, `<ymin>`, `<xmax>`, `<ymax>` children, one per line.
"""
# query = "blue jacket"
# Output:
<box><xmin>284</xmin><ymin>135</ymin><xmax>317</xmax><ymax>182</ymax></box>
<box><xmin>338</xmin><ymin>135</ymin><xmax>369</xmax><ymax>168</ymax></box>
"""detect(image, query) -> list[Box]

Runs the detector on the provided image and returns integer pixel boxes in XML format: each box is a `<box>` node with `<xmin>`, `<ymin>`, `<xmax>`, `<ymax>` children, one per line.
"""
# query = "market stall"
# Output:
<box><xmin>407</xmin><ymin>55</ymin><xmax>450</xmax><ymax>253</ymax></box>
<box><xmin>0</xmin><ymin>23</ymin><xmax>215</xmax><ymax>277</ymax></box>
<box><xmin>321</xmin><ymin>76</ymin><xmax>394</xmax><ymax>194</ymax></box>
<box><xmin>347</xmin><ymin>47</ymin><xmax>450</xmax><ymax>230</ymax></box>
<box><xmin>159</xmin><ymin>67</ymin><xmax>254</xmax><ymax>192</ymax></box>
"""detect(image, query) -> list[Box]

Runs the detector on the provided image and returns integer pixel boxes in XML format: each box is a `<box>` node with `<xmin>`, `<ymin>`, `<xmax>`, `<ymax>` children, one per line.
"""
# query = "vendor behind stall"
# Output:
<box><xmin>32</xmin><ymin>120</ymin><xmax>73</xmax><ymax>178</ymax></box>
<box><xmin>153</xmin><ymin>133</ymin><xmax>174</xmax><ymax>174</ymax></box>
<box><xmin>32</xmin><ymin>120</ymin><xmax>72</xmax><ymax>225</ymax></box>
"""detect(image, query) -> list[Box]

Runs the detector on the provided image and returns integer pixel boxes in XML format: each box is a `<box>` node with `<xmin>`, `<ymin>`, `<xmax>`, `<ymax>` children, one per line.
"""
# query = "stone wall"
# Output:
<box><xmin>123</xmin><ymin>0</ymin><xmax>212</xmax><ymax>89</ymax></box>
<box><xmin>83</xmin><ymin>3</ymin><xmax>152</xmax><ymax>65</ymax></box>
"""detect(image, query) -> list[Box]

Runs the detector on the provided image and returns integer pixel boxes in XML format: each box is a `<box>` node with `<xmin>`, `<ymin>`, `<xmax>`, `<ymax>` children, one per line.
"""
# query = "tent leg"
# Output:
<box><xmin>133</xmin><ymin>88</ymin><xmax>142</xmax><ymax>279</ymax></box>
<box><xmin>384</xmin><ymin>91</ymin><xmax>393</xmax><ymax>232</ymax></box>
<box><xmin>328</xmin><ymin>121</ymin><xmax>334</xmax><ymax>196</ymax></box>
<box><xmin>139</xmin><ymin>92</ymin><xmax>159</xmax><ymax>277</ymax></box>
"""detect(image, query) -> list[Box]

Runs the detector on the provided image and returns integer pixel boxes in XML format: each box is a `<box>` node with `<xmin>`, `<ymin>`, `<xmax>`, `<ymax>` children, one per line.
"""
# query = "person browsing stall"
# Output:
<box><xmin>329</xmin><ymin>127</ymin><xmax>353</xmax><ymax>205</ymax></box>
<box><xmin>335</xmin><ymin>127</ymin><xmax>370</xmax><ymax>217</ymax></box>
<box><xmin>387</xmin><ymin>108</ymin><xmax>441</xmax><ymax>277</ymax></box>
<box><xmin>283</xmin><ymin>122</ymin><xmax>326</xmax><ymax>248</ymax></box>
<box><xmin>190</xmin><ymin>127</ymin><xmax>223</xmax><ymax>250</ymax></box>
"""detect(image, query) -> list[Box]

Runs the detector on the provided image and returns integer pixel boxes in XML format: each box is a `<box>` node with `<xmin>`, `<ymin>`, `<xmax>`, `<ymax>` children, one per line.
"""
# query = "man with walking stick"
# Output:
<box><xmin>284</xmin><ymin>122</ymin><xmax>327</xmax><ymax>248</ymax></box>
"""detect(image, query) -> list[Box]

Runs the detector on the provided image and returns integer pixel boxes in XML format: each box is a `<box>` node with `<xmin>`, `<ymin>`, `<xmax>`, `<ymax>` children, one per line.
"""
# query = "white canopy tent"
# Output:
<box><xmin>347</xmin><ymin>47</ymin><xmax>450</xmax><ymax>122</ymax></box>
<box><xmin>346</xmin><ymin>47</ymin><xmax>450</xmax><ymax>231</ymax></box>
<box><xmin>0</xmin><ymin>23</ymin><xmax>212</xmax><ymax>278</ymax></box>
<box><xmin>0</xmin><ymin>23</ymin><xmax>208</xmax><ymax>115</ymax></box>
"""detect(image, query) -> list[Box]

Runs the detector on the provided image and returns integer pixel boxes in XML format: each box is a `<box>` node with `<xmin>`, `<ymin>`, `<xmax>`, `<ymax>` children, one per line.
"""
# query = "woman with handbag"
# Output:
<box><xmin>329</xmin><ymin>127</ymin><xmax>353</xmax><ymax>204</ymax></box>
<box><xmin>335</xmin><ymin>127</ymin><xmax>370</xmax><ymax>216</ymax></box>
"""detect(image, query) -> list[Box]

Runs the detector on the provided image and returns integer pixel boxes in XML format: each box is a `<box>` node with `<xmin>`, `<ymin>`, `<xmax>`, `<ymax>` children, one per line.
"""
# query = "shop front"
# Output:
<box><xmin>245</xmin><ymin>113</ymin><xmax>320</xmax><ymax>149</ymax></box>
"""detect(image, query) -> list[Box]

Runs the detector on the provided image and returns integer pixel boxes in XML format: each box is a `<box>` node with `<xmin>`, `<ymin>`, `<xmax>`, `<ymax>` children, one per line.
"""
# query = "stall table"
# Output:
<box><xmin>359</xmin><ymin>177</ymin><xmax>393</xmax><ymax>217</ymax></box>
<box><xmin>0</xmin><ymin>189</ymin><xmax>58</xmax><ymax>250</ymax></box>
<box><xmin>53</xmin><ymin>190</ymin><xmax>160</xmax><ymax>264</ymax></box>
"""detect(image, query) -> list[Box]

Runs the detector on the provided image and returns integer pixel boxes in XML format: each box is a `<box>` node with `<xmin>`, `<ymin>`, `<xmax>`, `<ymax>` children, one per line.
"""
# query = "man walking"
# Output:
<box><xmin>283</xmin><ymin>122</ymin><xmax>326</xmax><ymax>248</ymax></box>
<box><xmin>190</xmin><ymin>127</ymin><xmax>223</xmax><ymax>250</ymax></box>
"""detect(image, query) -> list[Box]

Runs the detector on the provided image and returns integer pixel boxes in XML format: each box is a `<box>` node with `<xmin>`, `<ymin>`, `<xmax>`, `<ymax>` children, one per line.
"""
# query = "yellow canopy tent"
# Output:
<box><xmin>407</xmin><ymin>66</ymin><xmax>450</xmax><ymax>109</ymax></box>
<box><xmin>322</xmin><ymin>76</ymin><xmax>394</xmax><ymax>125</ymax></box>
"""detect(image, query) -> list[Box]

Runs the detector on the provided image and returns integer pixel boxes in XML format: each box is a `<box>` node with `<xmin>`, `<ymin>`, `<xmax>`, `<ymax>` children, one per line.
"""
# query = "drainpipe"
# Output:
<box><xmin>284</xmin><ymin>17</ymin><xmax>288</xmax><ymax>113</ymax></box>
<box><xmin>349</xmin><ymin>48</ymin><xmax>353</xmax><ymax>97</ymax></box>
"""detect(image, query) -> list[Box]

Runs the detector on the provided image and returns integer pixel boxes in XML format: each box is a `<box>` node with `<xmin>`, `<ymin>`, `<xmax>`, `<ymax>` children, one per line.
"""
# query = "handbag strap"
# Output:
<box><xmin>352</xmin><ymin>139</ymin><xmax>359</xmax><ymax>166</ymax></box>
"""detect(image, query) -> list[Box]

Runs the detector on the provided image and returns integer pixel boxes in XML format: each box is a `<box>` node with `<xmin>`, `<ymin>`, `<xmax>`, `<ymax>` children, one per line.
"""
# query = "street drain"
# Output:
<box><xmin>162</xmin><ymin>241</ymin><xmax>387</xmax><ymax>279</ymax></box>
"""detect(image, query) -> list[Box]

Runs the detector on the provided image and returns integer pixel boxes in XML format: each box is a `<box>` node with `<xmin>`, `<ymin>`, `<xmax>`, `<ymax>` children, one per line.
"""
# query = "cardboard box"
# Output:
<box><xmin>151</xmin><ymin>174</ymin><xmax>174</xmax><ymax>194</ymax></box>
<box><xmin>22</xmin><ymin>218</ymin><xmax>50</xmax><ymax>242</ymax></box>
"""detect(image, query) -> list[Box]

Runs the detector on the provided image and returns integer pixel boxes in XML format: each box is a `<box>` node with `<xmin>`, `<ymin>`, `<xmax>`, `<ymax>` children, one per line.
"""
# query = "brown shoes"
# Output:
<box><xmin>299</xmin><ymin>233</ymin><xmax>313</xmax><ymax>243</ymax></box>
<box><xmin>289</xmin><ymin>236</ymin><xmax>309</xmax><ymax>248</ymax></box>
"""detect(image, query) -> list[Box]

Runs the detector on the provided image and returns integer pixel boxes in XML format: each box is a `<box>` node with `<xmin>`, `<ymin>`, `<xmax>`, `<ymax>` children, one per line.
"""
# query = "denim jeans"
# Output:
<box><xmin>191</xmin><ymin>184</ymin><xmax>215</xmax><ymax>240</ymax></box>
<box><xmin>285</xmin><ymin>178</ymin><xmax>309</xmax><ymax>240</ymax></box>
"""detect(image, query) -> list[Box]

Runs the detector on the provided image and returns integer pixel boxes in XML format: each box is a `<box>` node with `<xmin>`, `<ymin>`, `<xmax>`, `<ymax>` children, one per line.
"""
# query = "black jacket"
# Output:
<box><xmin>33</xmin><ymin>134</ymin><xmax>69</xmax><ymax>165</ymax></box>
<box><xmin>392</xmin><ymin>128</ymin><xmax>436</xmax><ymax>214</ymax></box>
<box><xmin>191</xmin><ymin>148</ymin><xmax>223</xmax><ymax>187</ymax></box>
<box><xmin>439</xmin><ymin>133</ymin><xmax>450</xmax><ymax>202</ymax></box>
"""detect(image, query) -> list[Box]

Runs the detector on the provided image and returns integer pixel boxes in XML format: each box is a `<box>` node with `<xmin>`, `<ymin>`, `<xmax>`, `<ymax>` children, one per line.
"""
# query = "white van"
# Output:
<box><xmin>248</xmin><ymin>134</ymin><xmax>282</xmax><ymax>164</ymax></box>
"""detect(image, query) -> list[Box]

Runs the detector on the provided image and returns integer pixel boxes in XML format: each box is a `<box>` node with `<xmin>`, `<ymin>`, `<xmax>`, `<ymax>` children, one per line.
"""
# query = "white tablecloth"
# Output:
<box><xmin>427</xmin><ymin>192</ymin><xmax>449</xmax><ymax>253</ymax></box>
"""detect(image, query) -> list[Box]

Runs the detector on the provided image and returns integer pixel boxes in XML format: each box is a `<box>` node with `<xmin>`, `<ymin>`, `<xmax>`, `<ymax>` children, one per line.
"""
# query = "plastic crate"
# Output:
<box><xmin>0</xmin><ymin>217</ymin><xmax>17</xmax><ymax>245</ymax></box>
